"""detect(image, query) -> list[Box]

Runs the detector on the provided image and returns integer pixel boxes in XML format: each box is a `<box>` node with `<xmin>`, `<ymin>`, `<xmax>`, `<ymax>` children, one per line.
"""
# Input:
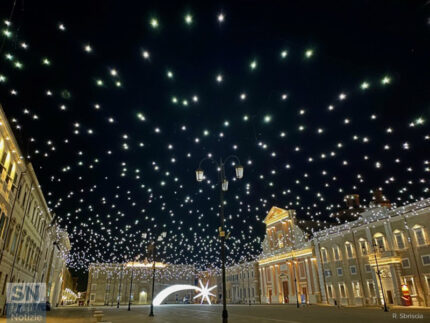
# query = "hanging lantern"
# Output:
<box><xmin>222</xmin><ymin>179</ymin><xmax>229</xmax><ymax>191</ymax></box>
<box><xmin>195</xmin><ymin>168</ymin><xmax>204</xmax><ymax>182</ymax></box>
<box><xmin>235</xmin><ymin>165</ymin><xmax>244</xmax><ymax>179</ymax></box>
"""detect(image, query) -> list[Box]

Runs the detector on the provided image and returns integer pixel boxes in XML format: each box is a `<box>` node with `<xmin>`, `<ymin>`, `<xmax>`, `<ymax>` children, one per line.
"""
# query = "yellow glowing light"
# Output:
<box><xmin>126</xmin><ymin>261</ymin><xmax>166</xmax><ymax>268</ymax></box>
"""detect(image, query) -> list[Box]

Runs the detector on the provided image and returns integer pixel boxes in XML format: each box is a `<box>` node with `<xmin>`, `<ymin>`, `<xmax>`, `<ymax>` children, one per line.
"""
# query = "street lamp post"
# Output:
<box><xmin>196</xmin><ymin>155</ymin><xmax>244</xmax><ymax>323</ymax></box>
<box><xmin>371</xmin><ymin>243</ymin><xmax>388</xmax><ymax>312</ymax></box>
<box><xmin>117</xmin><ymin>264</ymin><xmax>124</xmax><ymax>308</ymax></box>
<box><xmin>127</xmin><ymin>266</ymin><xmax>134</xmax><ymax>311</ymax></box>
<box><xmin>148</xmin><ymin>232</ymin><xmax>166</xmax><ymax>317</ymax></box>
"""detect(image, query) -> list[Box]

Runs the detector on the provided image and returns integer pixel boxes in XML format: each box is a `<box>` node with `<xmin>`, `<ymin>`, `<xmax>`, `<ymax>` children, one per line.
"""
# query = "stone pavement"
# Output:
<box><xmin>99</xmin><ymin>304</ymin><xmax>429</xmax><ymax>323</ymax></box>
<box><xmin>0</xmin><ymin>304</ymin><xmax>428</xmax><ymax>322</ymax></box>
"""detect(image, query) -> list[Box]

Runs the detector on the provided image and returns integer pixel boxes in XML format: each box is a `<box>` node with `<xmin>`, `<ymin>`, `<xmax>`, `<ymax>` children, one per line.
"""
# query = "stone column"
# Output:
<box><xmin>314</xmin><ymin>242</ymin><xmax>327</xmax><ymax>303</ymax></box>
<box><xmin>259</xmin><ymin>268</ymin><xmax>264</xmax><ymax>303</ymax></box>
<box><xmin>305</xmin><ymin>258</ymin><xmax>313</xmax><ymax>295</ymax></box>
<box><xmin>287</xmin><ymin>262</ymin><xmax>293</xmax><ymax>301</ymax></box>
<box><xmin>389</xmin><ymin>263</ymin><xmax>403</xmax><ymax>306</ymax></box>
<box><xmin>310</xmin><ymin>258</ymin><xmax>320</xmax><ymax>302</ymax></box>
<box><xmin>270</xmin><ymin>266</ymin><xmax>276</xmax><ymax>303</ymax></box>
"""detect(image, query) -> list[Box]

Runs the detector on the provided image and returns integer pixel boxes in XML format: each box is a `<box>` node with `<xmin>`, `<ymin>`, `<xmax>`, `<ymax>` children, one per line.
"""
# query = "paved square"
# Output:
<box><xmin>34</xmin><ymin>304</ymin><xmax>429</xmax><ymax>323</ymax></box>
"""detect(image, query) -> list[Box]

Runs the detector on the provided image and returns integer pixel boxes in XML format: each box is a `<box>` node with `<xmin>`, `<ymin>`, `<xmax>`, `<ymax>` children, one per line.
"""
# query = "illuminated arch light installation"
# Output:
<box><xmin>153</xmin><ymin>280</ymin><xmax>217</xmax><ymax>306</ymax></box>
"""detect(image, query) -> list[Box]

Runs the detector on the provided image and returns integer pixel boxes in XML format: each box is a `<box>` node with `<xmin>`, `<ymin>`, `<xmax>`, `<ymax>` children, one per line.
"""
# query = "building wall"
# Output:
<box><xmin>0</xmin><ymin>105</ymin><xmax>67</xmax><ymax>313</ymax></box>
<box><xmin>226</xmin><ymin>262</ymin><xmax>260</xmax><ymax>304</ymax></box>
<box><xmin>258</xmin><ymin>201</ymin><xmax>430</xmax><ymax>308</ymax></box>
<box><xmin>314</xmin><ymin>201</ymin><xmax>430</xmax><ymax>307</ymax></box>
<box><xmin>86</xmin><ymin>263</ymin><xmax>196</xmax><ymax>306</ymax></box>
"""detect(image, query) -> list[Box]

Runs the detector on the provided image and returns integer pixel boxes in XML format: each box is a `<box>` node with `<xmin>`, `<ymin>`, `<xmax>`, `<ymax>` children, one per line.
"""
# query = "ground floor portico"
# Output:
<box><xmin>258</xmin><ymin>249</ymin><xmax>322</xmax><ymax>305</ymax></box>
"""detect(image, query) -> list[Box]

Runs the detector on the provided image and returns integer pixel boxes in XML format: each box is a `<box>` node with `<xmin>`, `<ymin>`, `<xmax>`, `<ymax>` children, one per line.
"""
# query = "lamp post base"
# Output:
<box><xmin>222</xmin><ymin>309</ymin><xmax>228</xmax><ymax>323</ymax></box>
<box><xmin>149</xmin><ymin>304</ymin><xmax>154</xmax><ymax>317</ymax></box>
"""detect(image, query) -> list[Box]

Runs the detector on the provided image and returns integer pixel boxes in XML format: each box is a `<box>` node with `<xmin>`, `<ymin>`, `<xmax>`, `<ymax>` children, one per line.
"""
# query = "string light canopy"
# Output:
<box><xmin>0</xmin><ymin>1</ymin><xmax>427</xmax><ymax>278</ymax></box>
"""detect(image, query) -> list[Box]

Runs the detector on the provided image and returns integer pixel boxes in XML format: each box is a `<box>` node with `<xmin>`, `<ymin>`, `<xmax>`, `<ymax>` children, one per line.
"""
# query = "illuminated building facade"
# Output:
<box><xmin>258</xmin><ymin>207</ymin><xmax>321</xmax><ymax>304</ymax></box>
<box><xmin>86</xmin><ymin>261</ymin><xmax>196</xmax><ymax>305</ymax></box>
<box><xmin>314</xmin><ymin>198</ymin><xmax>430</xmax><ymax>307</ymax></box>
<box><xmin>0</xmin><ymin>105</ymin><xmax>69</xmax><ymax>311</ymax></box>
<box><xmin>226</xmin><ymin>261</ymin><xmax>260</xmax><ymax>304</ymax></box>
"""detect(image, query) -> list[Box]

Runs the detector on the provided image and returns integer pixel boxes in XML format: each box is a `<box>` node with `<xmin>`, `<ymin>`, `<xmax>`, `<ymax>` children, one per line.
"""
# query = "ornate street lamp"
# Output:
<box><xmin>117</xmin><ymin>264</ymin><xmax>124</xmax><ymax>308</ymax></box>
<box><xmin>127</xmin><ymin>266</ymin><xmax>134</xmax><ymax>311</ymax></box>
<box><xmin>195</xmin><ymin>155</ymin><xmax>244</xmax><ymax>323</ymax></box>
<box><xmin>371</xmin><ymin>243</ymin><xmax>389</xmax><ymax>312</ymax></box>
<box><xmin>147</xmin><ymin>232</ymin><xmax>167</xmax><ymax>317</ymax></box>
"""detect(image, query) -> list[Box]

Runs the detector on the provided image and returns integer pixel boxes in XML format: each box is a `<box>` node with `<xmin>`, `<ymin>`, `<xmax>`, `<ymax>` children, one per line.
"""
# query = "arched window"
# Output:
<box><xmin>373</xmin><ymin>233</ymin><xmax>386</xmax><ymax>252</ymax></box>
<box><xmin>321</xmin><ymin>247</ymin><xmax>329</xmax><ymax>263</ymax></box>
<box><xmin>345</xmin><ymin>242</ymin><xmax>354</xmax><ymax>258</ymax></box>
<box><xmin>359</xmin><ymin>238</ymin><xmax>368</xmax><ymax>255</ymax></box>
<box><xmin>22</xmin><ymin>185</ymin><xmax>28</xmax><ymax>206</ymax></box>
<box><xmin>333</xmin><ymin>245</ymin><xmax>341</xmax><ymax>261</ymax></box>
<box><xmin>413</xmin><ymin>225</ymin><xmax>426</xmax><ymax>246</ymax></box>
<box><xmin>0</xmin><ymin>212</ymin><xmax>6</xmax><ymax>239</ymax></box>
<box><xmin>393</xmin><ymin>230</ymin><xmax>405</xmax><ymax>249</ymax></box>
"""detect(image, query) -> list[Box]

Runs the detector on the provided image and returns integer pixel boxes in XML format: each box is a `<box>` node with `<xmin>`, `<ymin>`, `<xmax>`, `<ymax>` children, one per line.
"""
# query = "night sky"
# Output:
<box><xmin>0</xmin><ymin>1</ymin><xmax>429</xmax><ymax>289</ymax></box>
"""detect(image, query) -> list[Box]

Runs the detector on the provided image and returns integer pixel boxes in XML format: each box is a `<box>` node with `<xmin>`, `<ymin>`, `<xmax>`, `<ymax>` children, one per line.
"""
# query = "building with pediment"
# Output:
<box><xmin>258</xmin><ymin>207</ymin><xmax>322</xmax><ymax>304</ymax></box>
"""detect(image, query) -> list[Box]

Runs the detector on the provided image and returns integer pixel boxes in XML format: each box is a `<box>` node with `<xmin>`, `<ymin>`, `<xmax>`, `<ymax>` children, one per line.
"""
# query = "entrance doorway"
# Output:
<box><xmin>139</xmin><ymin>290</ymin><xmax>148</xmax><ymax>304</ymax></box>
<box><xmin>268</xmin><ymin>289</ymin><xmax>272</xmax><ymax>304</ymax></box>
<box><xmin>301</xmin><ymin>287</ymin><xmax>308</xmax><ymax>303</ymax></box>
<box><xmin>386</xmin><ymin>290</ymin><xmax>394</xmax><ymax>304</ymax></box>
<box><xmin>282</xmin><ymin>282</ymin><xmax>289</xmax><ymax>303</ymax></box>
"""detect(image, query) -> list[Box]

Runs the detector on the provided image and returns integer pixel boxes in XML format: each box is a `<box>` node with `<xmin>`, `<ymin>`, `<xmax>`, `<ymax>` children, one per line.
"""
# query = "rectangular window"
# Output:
<box><xmin>368</xmin><ymin>281</ymin><xmax>376</xmax><ymax>297</ymax></box>
<box><xmin>337</xmin><ymin>268</ymin><xmax>343</xmax><ymax>276</ymax></box>
<box><xmin>324</xmin><ymin>269</ymin><xmax>332</xmax><ymax>277</ymax></box>
<box><xmin>90</xmin><ymin>294</ymin><xmax>95</xmax><ymax>301</ymax></box>
<box><xmin>422</xmin><ymin>255</ymin><xmax>430</xmax><ymax>266</ymax></box>
<box><xmin>91</xmin><ymin>284</ymin><xmax>97</xmax><ymax>291</ymax></box>
<box><xmin>395</xmin><ymin>232</ymin><xmax>405</xmax><ymax>249</ymax></box>
<box><xmin>365</xmin><ymin>264</ymin><xmax>372</xmax><ymax>273</ymax></box>
<box><xmin>401</xmin><ymin>258</ymin><xmax>410</xmax><ymax>269</ymax></box>
<box><xmin>350</xmin><ymin>266</ymin><xmax>357</xmax><ymax>275</ymax></box>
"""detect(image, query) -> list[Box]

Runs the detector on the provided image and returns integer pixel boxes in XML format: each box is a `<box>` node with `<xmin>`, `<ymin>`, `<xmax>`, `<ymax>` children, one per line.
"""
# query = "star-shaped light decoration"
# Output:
<box><xmin>193</xmin><ymin>280</ymin><xmax>217</xmax><ymax>304</ymax></box>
